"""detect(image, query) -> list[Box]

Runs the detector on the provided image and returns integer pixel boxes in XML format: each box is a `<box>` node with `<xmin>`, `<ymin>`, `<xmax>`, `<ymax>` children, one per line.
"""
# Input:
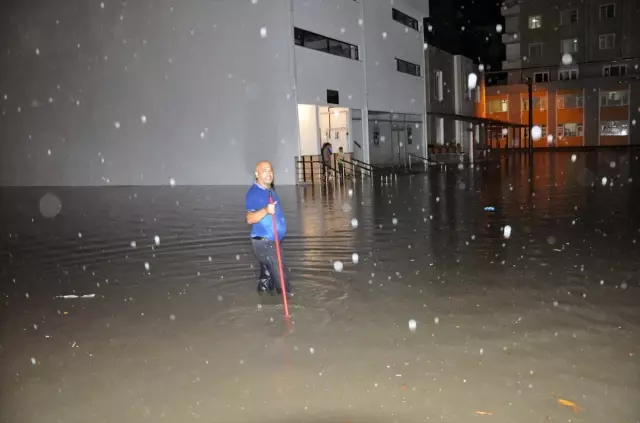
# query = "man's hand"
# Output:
<box><xmin>265</xmin><ymin>202</ymin><xmax>277</xmax><ymax>215</ymax></box>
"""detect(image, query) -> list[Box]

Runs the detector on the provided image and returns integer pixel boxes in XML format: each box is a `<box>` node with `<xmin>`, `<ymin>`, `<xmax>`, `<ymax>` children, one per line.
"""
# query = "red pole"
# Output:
<box><xmin>269</xmin><ymin>194</ymin><xmax>290</xmax><ymax>319</ymax></box>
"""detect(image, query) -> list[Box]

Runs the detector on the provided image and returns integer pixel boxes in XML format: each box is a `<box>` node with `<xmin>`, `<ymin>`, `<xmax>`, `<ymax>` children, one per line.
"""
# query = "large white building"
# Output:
<box><xmin>0</xmin><ymin>0</ymin><xmax>478</xmax><ymax>186</ymax></box>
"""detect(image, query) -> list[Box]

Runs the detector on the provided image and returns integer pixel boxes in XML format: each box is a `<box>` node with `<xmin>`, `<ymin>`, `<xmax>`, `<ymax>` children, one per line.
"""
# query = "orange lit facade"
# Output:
<box><xmin>475</xmin><ymin>77</ymin><xmax>637</xmax><ymax>148</ymax></box>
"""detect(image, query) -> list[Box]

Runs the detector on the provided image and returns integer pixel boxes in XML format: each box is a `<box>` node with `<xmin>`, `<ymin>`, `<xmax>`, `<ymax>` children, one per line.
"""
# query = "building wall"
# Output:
<box><xmin>292</xmin><ymin>0</ymin><xmax>366</xmax><ymax>110</ymax></box>
<box><xmin>484</xmin><ymin>77</ymin><xmax>638</xmax><ymax>147</ymax></box>
<box><xmin>426</xmin><ymin>47</ymin><xmax>457</xmax><ymax>145</ymax></box>
<box><xmin>0</xmin><ymin>0</ymin><xmax>301</xmax><ymax>186</ymax></box>
<box><xmin>363</xmin><ymin>0</ymin><xmax>426</xmax><ymax>115</ymax></box>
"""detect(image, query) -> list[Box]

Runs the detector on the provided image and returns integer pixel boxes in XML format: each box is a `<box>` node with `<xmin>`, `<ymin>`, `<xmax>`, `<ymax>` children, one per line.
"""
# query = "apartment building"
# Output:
<box><xmin>478</xmin><ymin>0</ymin><xmax>640</xmax><ymax>148</ymax></box>
<box><xmin>0</xmin><ymin>0</ymin><xmax>430</xmax><ymax>186</ymax></box>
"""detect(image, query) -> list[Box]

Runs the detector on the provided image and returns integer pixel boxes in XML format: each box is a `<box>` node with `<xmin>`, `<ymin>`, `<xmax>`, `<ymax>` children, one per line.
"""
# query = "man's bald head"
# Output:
<box><xmin>254</xmin><ymin>161</ymin><xmax>274</xmax><ymax>188</ymax></box>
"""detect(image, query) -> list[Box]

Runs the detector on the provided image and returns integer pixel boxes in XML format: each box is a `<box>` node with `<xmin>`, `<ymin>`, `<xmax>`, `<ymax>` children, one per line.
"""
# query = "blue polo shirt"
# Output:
<box><xmin>245</xmin><ymin>183</ymin><xmax>287</xmax><ymax>241</ymax></box>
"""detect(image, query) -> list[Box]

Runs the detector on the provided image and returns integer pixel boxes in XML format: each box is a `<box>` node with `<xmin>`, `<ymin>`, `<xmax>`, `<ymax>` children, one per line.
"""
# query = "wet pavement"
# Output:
<box><xmin>1</xmin><ymin>150</ymin><xmax>639</xmax><ymax>422</ymax></box>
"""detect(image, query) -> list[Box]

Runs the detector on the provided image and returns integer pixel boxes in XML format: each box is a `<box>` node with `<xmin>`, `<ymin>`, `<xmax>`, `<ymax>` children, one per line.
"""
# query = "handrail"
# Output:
<box><xmin>344</xmin><ymin>159</ymin><xmax>374</xmax><ymax>175</ymax></box>
<box><xmin>408</xmin><ymin>152</ymin><xmax>442</xmax><ymax>166</ymax></box>
<box><xmin>351</xmin><ymin>158</ymin><xmax>378</xmax><ymax>170</ymax></box>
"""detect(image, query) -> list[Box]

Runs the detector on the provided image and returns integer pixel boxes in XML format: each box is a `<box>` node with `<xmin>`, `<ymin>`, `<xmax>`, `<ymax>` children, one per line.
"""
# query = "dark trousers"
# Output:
<box><xmin>252</xmin><ymin>238</ymin><xmax>291</xmax><ymax>294</ymax></box>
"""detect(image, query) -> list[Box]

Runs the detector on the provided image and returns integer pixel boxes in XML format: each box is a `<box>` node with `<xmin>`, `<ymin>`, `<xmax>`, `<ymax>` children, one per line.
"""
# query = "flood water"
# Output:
<box><xmin>1</xmin><ymin>150</ymin><xmax>639</xmax><ymax>422</ymax></box>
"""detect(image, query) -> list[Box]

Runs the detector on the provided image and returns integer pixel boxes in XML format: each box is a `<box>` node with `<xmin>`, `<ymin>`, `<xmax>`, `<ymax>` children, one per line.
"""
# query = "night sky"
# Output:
<box><xmin>425</xmin><ymin>0</ymin><xmax>504</xmax><ymax>70</ymax></box>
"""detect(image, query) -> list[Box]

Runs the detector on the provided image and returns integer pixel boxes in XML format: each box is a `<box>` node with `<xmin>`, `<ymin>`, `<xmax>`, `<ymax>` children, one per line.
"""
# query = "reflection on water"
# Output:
<box><xmin>1</xmin><ymin>150</ymin><xmax>639</xmax><ymax>422</ymax></box>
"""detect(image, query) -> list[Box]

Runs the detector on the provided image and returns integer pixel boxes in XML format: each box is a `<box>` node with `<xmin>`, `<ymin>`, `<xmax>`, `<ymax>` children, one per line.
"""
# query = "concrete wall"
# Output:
<box><xmin>0</xmin><ymin>0</ymin><xmax>300</xmax><ymax>186</ymax></box>
<box><xmin>425</xmin><ymin>47</ymin><xmax>456</xmax><ymax>146</ymax></box>
<box><xmin>292</xmin><ymin>0</ymin><xmax>365</xmax><ymax>110</ymax></box>
<box><xmin>363</xmin><ymin>0</ymin><xmax>426</xmax><ymax>115</ymax></box>
<box><xmin>298</xmin><ymin>104</ymin><xmax>319</xmax><ymax>155</ymax></box>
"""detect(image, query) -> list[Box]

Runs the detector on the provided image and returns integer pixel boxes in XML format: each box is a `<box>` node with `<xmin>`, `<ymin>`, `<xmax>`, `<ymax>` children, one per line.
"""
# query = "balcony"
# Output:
<box><xmin>503</xmin><ymin>58</ymin><xmax>522</xmax><ymax>70</ymax></box>
<box><xmin>501</xmin><ymin>33</ymin><xmax>519</xmax><ymax>44</ymax></box>
<box><xmin>502</xmin><ymin>2</ymin><xmax>520</xmax><ymax>17</ymax></box>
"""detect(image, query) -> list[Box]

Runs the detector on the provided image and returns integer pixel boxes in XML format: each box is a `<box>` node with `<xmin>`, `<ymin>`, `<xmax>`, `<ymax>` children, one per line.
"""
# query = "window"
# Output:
<box><xmin>529</xmin><ymin>43</ymin><xmax>543</xmax><ymax>58</ymax></box>
<box><xmin>396</xmin><ymin>58</ymin><xmax>421</xmax><ymax>77</ymax></box>
<box><xmin>600</xmin><ymin>90</ymin><xmax>629</xmax><ymax>107</ymax></box>
<box><xmin>294</xmin><ymin>27</ymin><xmax>359</xmax><ymax>60</ymax></box>
<box><xmin>603</xmin><ymin>64</ymin><xmax>626</xmax><ymax>77</ymax></box>
<box><xmin>528</xmin><ymin>15</ymin><xmax>542</xmax><ymax>29</ymax></box>
<box><xmin>558</xmin><ymin>68</ymin><xmax>579</xmax><ymax>80</ymax></box>
<box><xmin>560</xmin><ymin>9</ymin><xmax>578</xmax><ymax>25</ymax></box>
<box><xmin>487</xmin><ymin>99</ymin><xmax>508</xmax><ymax>113</ymax></box>
<box><xmin>327</xmin><ymin>90</ymin><xmax>339</xmax><ymax>104</ymax></box>
<box><xmin>392</xmin><ymin>8</ymin><xmax>419</xmax><ymax>31</ymax></box>
<box><xmin>557</xmin><ymin>93</ymin><xmax>584</xmax><ymax>109</ymax></box>
<box><xmin>558</xmin><ymin>123</ymin><xmax>583</xmax><ymax>137</ymax></box>
<box><xmin>561</xmin><ymin>38</ymin><xmax>579</xmax><ymax>54</ymax></box>
<box><xmin>533</xmin><ymin>71</ymin><xmax>549</xmax><ymax>83</ymax></box>
<box><xmin>600</xmin><ymin>120</ymin><xmax>629</xmax><ymax>136</ymax></box>
<box><xmin>522</xmin><ymin>96</ymin><xmax>547</xmax><ymax>111</ymax></box>
<box><xmin>407</xmin><ymin>126</ymin><xmax>413</xmax><ymax>145</ymax></box>
<box><xmin>599</xmin><ymin>34</ymin><xmax>615</xmax><ymax>50</ymax></box>
<box><xmin>434</xmin><ymin>70</ymin><xmax>443</xmax><ymax>101</ymax></box>
<box><xmin>599</xmin><ymin>4</ymin><xmax>615</xmax><ymax>20</ymax></box>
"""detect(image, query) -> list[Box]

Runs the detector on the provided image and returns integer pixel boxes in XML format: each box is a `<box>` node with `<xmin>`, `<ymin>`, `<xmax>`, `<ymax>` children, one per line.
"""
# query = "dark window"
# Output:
<box><xmin>392</xmin><ymin>8</ymin><xmax>419</xmax><ymax>31</ymax></box>
<box><xmin>327</xmin><ymin>90</ymin><xmax>339</xmax><ymax>105</ymax></box>
<box><xmin>294</xmin><ymin>27</ymin><xmax>359</xmax><ymax>60</ymax></box>
<box><xmin>599</xmin><ymin>4</ymin><xmax>615</xmax><ymax>19</ymax></box>
<box><xmin>407</xmin><ymin>126</ymin><xmax>413</xmax><ymax>145</ymax></box>
<box><xmin>396</xmin><ymin>58</ymin><xmax>421</xmax><ymax>77</ymax></box>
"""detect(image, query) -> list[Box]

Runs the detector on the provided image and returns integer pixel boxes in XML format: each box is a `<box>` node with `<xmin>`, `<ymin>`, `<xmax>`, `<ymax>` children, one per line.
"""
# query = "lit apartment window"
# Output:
<box><xmin>558</xmin><ymin>123</ymin><xmax>583</xmax><ymax>137</ymax></box>
<box><xmin>529</xmin><ymin>43</ymin><xmax>543</xmax><ymax>59</ymax></box>
<box><xmin>533</xmin><ymin>71</ymin><xmax>549</xmax><ymax>83</ymax></box>
<box><xmin>558</xmin><ymin>68</ymin><xmax>579</xmax><ymax>80</ymax></box>
<box><xmin>434</xmin><ymin>70</ymin><xmax>443</xmax><ymax>101</ymax></box>
<box><xmin>294</xmin><ymin>27</ymin><xmax>359</xmax><ymax>61</ymax></box>
<box><xmin>557</xmin><ymin>93</ymin><xmax>583</xmax><ymax>109</ymax></box>
<box><xmin>600</xmin><ymin>120</ymin><xmax>629</xmax><ymax>136</ymax></box>
<box><xmin>599</xmin><ymin>34</ymin><xmax>615</xmax><ymax>50</ymax></box>
<box><xmin>486</xmin><ymin>99</ymin><xmax>508</xmax><ymax>113</ymax></box>
<box><xmin>600</xmin><ymin>90</ymin><xmax>628</xmax><ymax>107</ymax></box>
<box><xmin>599</xmin><ymin>4</ymin><xmax>615</xmax><ymax>20</ymax></box>
<box><xmin>603</xmin><ymin>64</ymin><xmax>626</xmax><ymax>77</ymax></box>
<box><xmin>392</xmin><ymin>8</ymin><xmax>419</xmax><ymax>31</ymax></box>
<box><xmin>561</xmin><ymin>38</ymin><xmax>579</xmax><ymax>54</ymax></box>
<box><xmin>522</xmin><ymin>96</ymin><xmax>547</xmax><ymax>111</ymax></box>
<box><xmin>396</xmin><ymin>58</ymin><xmax>421</xmax><ymax>77</ymax></box>
<box><xmin>560</xmin><ymin>9</ymin><xmax>578</xmax><ymax>25</ymax></box>
<box><xmin>528</xmin><ymin>15</ymin><xmax>542</xmax><ymax>29</ymax></box>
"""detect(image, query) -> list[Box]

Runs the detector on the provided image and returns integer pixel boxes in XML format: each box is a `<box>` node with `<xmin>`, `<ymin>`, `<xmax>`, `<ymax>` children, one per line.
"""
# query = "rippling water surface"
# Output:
<box><xmin>1</xmin><ymin>150</ymin><xmax>639</xmax><ymax>423</ymax></box>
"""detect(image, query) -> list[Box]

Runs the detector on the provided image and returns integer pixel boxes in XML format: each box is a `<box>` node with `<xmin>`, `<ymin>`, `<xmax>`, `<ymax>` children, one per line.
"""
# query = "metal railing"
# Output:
<box><xmin>294</xmin><ymin>155</ymin><xmax>377</xmax><ymax>185</ymax></box>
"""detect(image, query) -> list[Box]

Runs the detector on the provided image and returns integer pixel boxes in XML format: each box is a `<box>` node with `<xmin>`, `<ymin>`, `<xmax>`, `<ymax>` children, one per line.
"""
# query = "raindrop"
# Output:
<box><xmin>434</xmin><ymin>316</ymin><xmax>440</xmax><ymax>324</ymax></box>
<box><xmin>169</xmin><ymin>314</ymin><xmax>176</xmax><ymax>321</ymax></box>
<box><xmin>348</xmin><ymin>188</ymin><xmax>353</xmax><ymax>197</ymax></box>
<box><xmin>333</xmin><ymin>261</ymin><xmax>344</xmax><ymax>272</ymax></box>
<box><xmin>169</xmin><ymin>178</ymin><xmax>176</xmax><ymax>186</ymax></box>
<box><xmin>30</xmin><ymin>357</ymin><xmax>37</xmax><ymax>365</ymax></box>
<box><xmin>350</xmin><ymin>218</ymin><xmax>359</xmax><ymax>228</ymax></box>
<box><xmin>561</xmin><ymin>53</ymin><xmax>573</xmax><ymax>65</ymax></box>
<box><xmin>39</xmin><ymin>193</ymin><xmax>62</xmax><ymax>218</ymax></box>
<box><xmin>571</xmin><ymin>154</ymin><xmax>577</xmax><ymax>162</ymax></box>
<box><xmin>114</xmin><ymin>121</ymin><xmax>121</xmax><ymax>129</ymax></box>
<box><xmin>144</xmin><ymin>262</ymin><xmax>150</xmax><ymax>271</ymax></box>
<box><xmin>154</xmin><ymin>235</ymin><xmax>160</xmax><ymax>246</ymax></box>
<box><xmin>408</xmin><ymin>319</ymin><xmax>417</xmax><ymax>332</ymax></box>
<box><xmin>531</xmin><ymin>125</ymin><xmax>542</xmax><ymax>141</ymax></box>
<box><xmin>601</xmin><ymin>177</ymin><xmax>607</xmax><ymax>186</ymax></box>
<box><xmin>141</xmin><ymin>115</ymin><xmax>147</xmax><ymax>123</ymax></box>
<box><xmin>352</xmin><ymin>253</ymin><xmax>359</xmax><ymax>264</ymax></box>
<box><xmin>496</xmin><ymin>24</ymin><xmax>503</xmax><ymax>32</ymax></box>
<box><xmin>382</xmin><ymin>32</ymin><xmax>387</xmax><ymax>39</ymax></box>
<box><xmin>392</xmin><ymin>217</ymin><xmax>398</xmax><ymax>225</ymax></box>
<box><xmin>503</xmin><ymin>225</ymin><xmax>512</xmax><ymax>239</ymax></box>
<box><xmin>467</xmin><ymin>73</ymin><xmax>478</xmax><ymax>90</ymax></box>
<box><xmin>547</xmin><ymin>134</ymin><xmax>554</xmax><ymax>143</ymax></box>
<box><xmin>260</xmin><ymin>27</ymin><xmax>267</xmax><ymax>38</ymax></box>
<box><xmin>130</xmin><ymin>241</ymin><xmax>137</xmax><ymax>248</ymax></box>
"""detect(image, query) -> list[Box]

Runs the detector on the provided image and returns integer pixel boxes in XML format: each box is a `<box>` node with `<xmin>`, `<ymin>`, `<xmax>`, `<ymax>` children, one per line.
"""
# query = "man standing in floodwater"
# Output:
<box><xmin>245</xmin><ymin>161</ymin><xmax>293</xmax><ymax>297</ymax></box>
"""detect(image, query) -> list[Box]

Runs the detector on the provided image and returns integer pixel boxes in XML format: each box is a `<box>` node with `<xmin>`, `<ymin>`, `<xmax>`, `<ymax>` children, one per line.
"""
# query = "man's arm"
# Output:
<box><xmin>246</xmin><ymin>207</ymin><xmax>268</xmax><ymax>225</ymax></box>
